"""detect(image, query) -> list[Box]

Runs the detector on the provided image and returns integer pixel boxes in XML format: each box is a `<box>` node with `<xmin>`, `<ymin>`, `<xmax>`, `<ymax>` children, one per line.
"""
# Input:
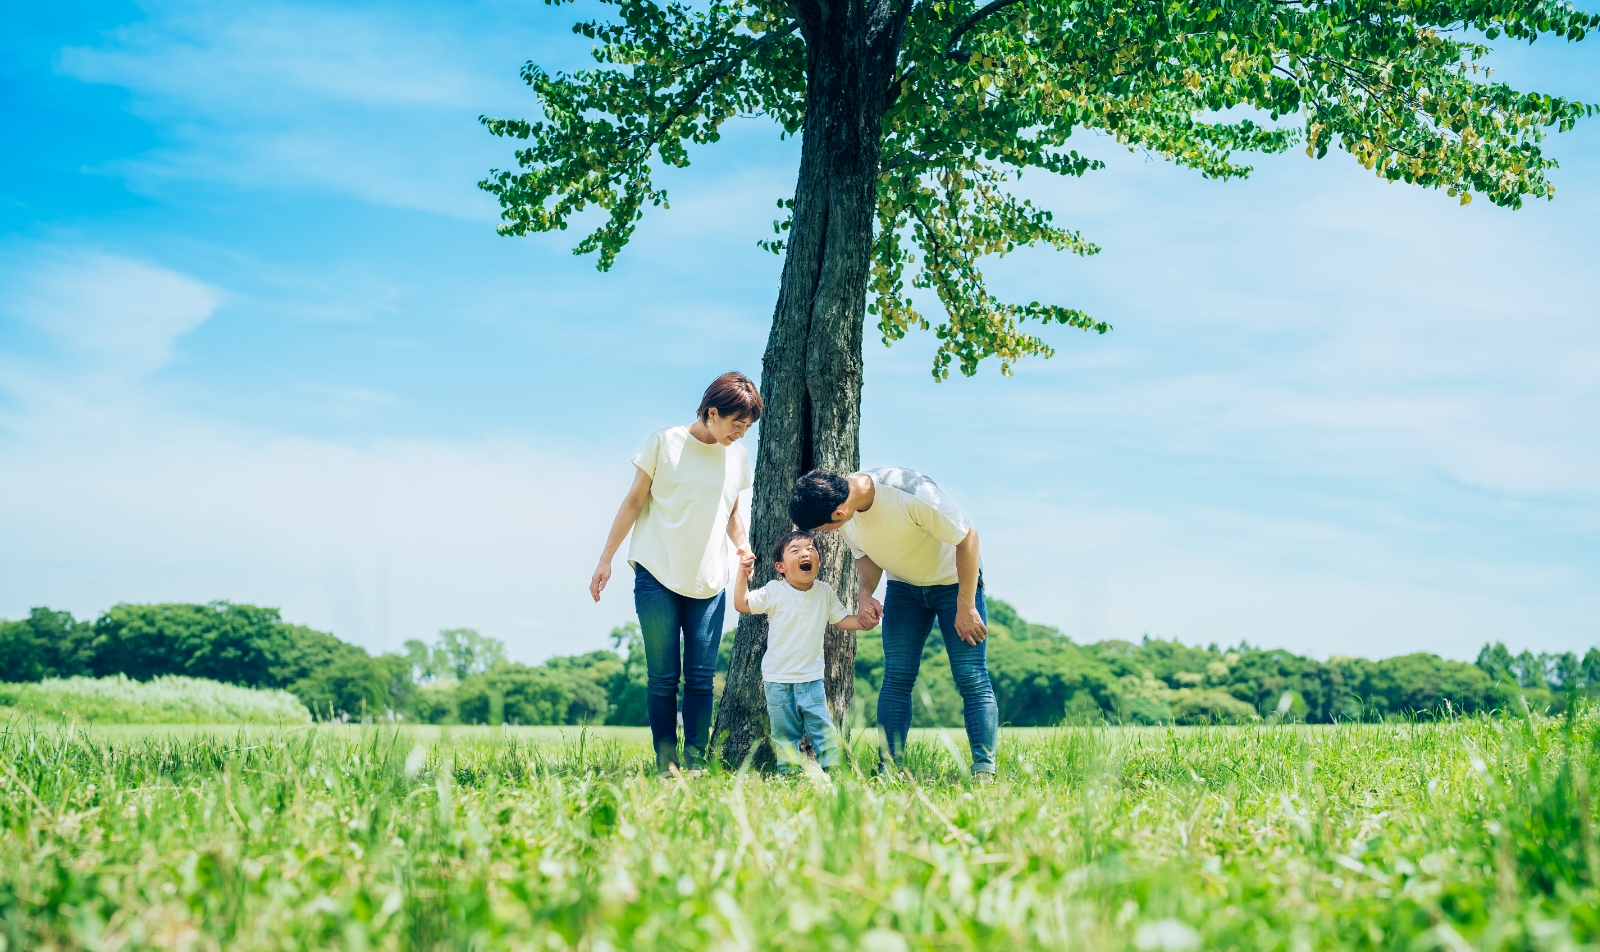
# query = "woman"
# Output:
<box><xmin>590</xmin><ymin>371</ymin><xmax>762</xmax><ymax>775</ymax></box>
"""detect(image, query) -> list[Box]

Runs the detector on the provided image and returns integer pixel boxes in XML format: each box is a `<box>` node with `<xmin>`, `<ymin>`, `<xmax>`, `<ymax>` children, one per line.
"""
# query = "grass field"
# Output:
<box><xmin>1</xmin><ymin>714</ymin><xmax>1595</xmax><ymax>951</ymax></box>
<box><xmin>0</xmin><ymin>676</ymin><xmax>312</xmax><ymax>726</ymax></box>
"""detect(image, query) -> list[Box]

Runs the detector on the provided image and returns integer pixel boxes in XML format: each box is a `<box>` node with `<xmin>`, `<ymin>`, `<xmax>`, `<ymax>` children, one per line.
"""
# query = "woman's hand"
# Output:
<box><xmin>737</xmin><ymin>546</ymin><xmax>756</xmax><ymax>581</ymax></box>
<box><xmin>593</xmin><ymin>469</ymin><xmax>651</xmax><ymax>604</ymax></box>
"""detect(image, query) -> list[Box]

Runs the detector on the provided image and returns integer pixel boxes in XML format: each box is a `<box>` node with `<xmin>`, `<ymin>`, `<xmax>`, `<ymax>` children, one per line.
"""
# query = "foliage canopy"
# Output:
<box><xmin>482</xmin><ymin>0</ymin><xmax>1598</xmax><ymax>377</ymax></box>
<box><xmin>9</xmin><ymin>600</ymin><xmax>1594</xmax><ymax>727</ymax></box>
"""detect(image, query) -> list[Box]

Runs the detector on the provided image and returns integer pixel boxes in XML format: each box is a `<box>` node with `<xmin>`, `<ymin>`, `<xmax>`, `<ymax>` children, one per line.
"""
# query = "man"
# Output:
<box><xmin>788</xmin><ymin>467</ymin><xmax>997</xmax><ymax>779</ymax></box>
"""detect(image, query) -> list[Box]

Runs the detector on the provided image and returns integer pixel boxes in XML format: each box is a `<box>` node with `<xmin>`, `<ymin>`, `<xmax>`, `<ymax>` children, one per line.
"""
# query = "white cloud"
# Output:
<box><xmin>858</xmin><ymin>143</ymin><xmax>1600</xmax><ymax>659</ymax></box>
<box><xmin>53</xmin><ymin>0</ymin><xmax>545</xmax><ymax>218</ymax></box>
<box><xmin>0</xmin><ymin>247</ymin><xmax>636</xmax><ymax>660</ymax></box>
<box><xmin>59</xmin><ymin>4</ymin><xmax>490</xmax><ymax>110</ymax></box>
<box><xmin>4</xmin><ymin>249</ymin><xmax>218</xmax><ymax>374</ymax></box>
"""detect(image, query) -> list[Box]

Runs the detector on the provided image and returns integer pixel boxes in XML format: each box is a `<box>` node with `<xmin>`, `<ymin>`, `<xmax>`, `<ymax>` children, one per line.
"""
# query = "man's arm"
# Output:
<box><xmin>855</xmin><ymin>555</ymin><xmax>885</xmax><ymax>626</ymax></box>
<box><xmin>953</xmin><ymin>528</ymin><xmax>987</xmax><ymax>645</ymax></box>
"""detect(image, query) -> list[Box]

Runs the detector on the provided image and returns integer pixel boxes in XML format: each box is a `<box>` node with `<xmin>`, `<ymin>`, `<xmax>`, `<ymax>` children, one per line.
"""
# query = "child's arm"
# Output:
<box><xmin>835</xmin><ymin>610</ymin><xmax>879</xmax><ymax>632</ymax></box>
<box><xmin>827</xmin><ymin>582</ymin><xmax>880</xmax><ymax>631</ymax></box>
<box><xmin>732</xmin><ymin>550</ymin><xmax>758</xmax><ymax>614</ymax></box>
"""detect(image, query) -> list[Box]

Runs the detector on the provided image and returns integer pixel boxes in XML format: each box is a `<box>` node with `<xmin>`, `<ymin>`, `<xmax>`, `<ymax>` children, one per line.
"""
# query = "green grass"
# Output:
<box><xmin>0</xmin><ymin>675</ymin><xmax>312</xmax><ymax>725</ymax></box>
<box><xmin>1</xmin><ymin>713</ymin><xmax>1596</xmax><ymax>951</ymax></box>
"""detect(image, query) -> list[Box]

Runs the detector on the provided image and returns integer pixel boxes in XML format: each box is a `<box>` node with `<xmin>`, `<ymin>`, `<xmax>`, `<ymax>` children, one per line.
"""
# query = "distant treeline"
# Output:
<box><xmin>1</xmin><ymin>601</ymin><xmax>1592</xmax><ymax>725</ymax></box>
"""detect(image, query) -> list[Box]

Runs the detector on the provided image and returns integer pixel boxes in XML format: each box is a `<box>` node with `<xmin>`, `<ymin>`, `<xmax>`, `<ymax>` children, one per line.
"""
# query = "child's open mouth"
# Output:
<box><xmin>799</xmin><ymin>559</ymin><xmax>814</xmax><ymax>572</ymax></box>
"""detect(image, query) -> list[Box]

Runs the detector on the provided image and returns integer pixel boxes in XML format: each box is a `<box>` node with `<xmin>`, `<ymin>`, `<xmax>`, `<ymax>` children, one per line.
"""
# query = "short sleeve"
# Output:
<box><xmin>745</xmin><ymin>581</ymin><xmax>775</xmax><ymax>615</ymax></box>
<box><xmin>738</xmin><ymin>446</ymin><xmax>753</xmax><ymax>493</ymax></box>
<box><xmin>841</xmin><ymin>523</ymin><xmax>866</xmax><ymax>562</ymax></box>
<box><xmin>906</xmin><ymin>494</ymin><xmax>970</xmax><ymax>547</ymax></box>
<box><xmin>820</xmin><ymin>582</ymin><xmax>850</xmax><ymax>626</ymax></box>
<box><xmin>631</xmin><ymin>429</ymin><xmax>662</xmax><ymax>479</ymax></box>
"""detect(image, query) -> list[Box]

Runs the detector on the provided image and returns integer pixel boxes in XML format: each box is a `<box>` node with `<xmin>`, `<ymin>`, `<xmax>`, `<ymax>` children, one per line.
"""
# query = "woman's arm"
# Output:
<box><xmin>724</xmin><ymin>496</ymin><xmax>754</xmax><ymax>581</ymax></box>
<box><xmin>724</xmin><ymin>496</ymin><xmax>753</xmax><ymax>575</ymax></box>
<box><xmin>732</xmin><ymin>550</ymin><xmax>756</xmax><ymax>613</ymax></box>
<box><xmin>590</xmin><ymin>468</ymin><xmax>652</xmax><ymax>602</ymax></box>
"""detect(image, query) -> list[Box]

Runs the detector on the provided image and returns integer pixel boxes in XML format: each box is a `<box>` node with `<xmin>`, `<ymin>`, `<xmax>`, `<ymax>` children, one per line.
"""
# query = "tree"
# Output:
<box><xmin>431</xmin><ymin>628</ymin><xmax>507</xmax><ymax>683</ymax></box>
<box><xmin>0</xmin><ymin>616</ymin><xmax>46</xmax><ymax>683</ymax></box>
<box><xmin>604</xmin><ymin>622</ymin><xmax>651</xmax><ymax>725</ymax></box>
<box><xmin>483</xmin><ymin>0</ymin><xmax>1597</xmax><ymax>762</ymax></box>
<box><xmin>290</xmin><ymin>652</ymin><xmax>411</xmax><ymax>721</ymax></box>
<box><xmin>0</xmin><ymin>608</ymin><xmax>95</xmax><ymax>682</ymax></box>
<box><xmin>1370</xmin><ymin>652</ymin><xmax>1497</xmax><ymax>717</ymax></box>
<box><xmin>90</xmin><ymin>602</ymin><xmax>285</xmax><ymax>686</ymax></box>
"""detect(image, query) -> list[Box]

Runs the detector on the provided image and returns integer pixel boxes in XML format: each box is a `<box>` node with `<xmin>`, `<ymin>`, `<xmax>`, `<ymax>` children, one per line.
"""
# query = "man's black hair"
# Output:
<box><xmin>788</xmin><ymin>469</ymin><xmax>850</xmax><ymax>530</ymax></box>
<box><xmin>770</xmin><ymin>529</ymin><xmax>818</xmax><ymax>566</ymax></box>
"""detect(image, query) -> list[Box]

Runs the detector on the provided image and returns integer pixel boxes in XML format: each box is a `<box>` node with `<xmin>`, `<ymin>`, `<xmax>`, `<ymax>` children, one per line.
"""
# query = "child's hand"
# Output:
<box><xmin>738</xmin><ymin>547</ymin><xmax>757</xmax><ymax>579</ymax></box>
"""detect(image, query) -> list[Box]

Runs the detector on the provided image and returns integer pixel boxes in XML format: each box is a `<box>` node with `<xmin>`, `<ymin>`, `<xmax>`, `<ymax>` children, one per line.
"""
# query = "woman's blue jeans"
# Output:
<box><xmin>633</xmin><ymin>564</ymin><xmax>725</xmax><ymax>771</ymax></box>
<box><xmin>877</xmin><ymin>579</ymin><xmax>998</xmax><ymax>774</ymax></box>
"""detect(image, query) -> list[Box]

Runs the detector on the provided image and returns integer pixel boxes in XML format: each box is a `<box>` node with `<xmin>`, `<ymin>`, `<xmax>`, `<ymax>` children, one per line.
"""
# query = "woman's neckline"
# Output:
<box><xmin>683</xmin><ymin>422</ymin><xmax>721</xmax><ymax>446</ymax></box>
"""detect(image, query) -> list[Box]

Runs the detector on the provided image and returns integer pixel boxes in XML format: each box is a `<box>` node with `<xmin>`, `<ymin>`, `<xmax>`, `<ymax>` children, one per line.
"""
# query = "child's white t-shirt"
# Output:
<box><xmin>746</xmin><ymin>579</ymin><xmax>850</xmax><ymax>683</ymax></box>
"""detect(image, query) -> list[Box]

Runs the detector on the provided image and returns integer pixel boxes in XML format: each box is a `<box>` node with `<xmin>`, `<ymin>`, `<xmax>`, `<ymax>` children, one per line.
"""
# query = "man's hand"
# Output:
<box><xmin>857</xmin><ymin>593</ymin><xmax>883</xmax><ymax>628</ymax></box>
<box><xmin>589</xmin><ymin>561</ymin><xmax>611</xmax><ymax>602</ymax></box>
<box><xmin>954</xmin><ymin>602</ymin><xmax>987</xmax><ymax>645</ymax></box>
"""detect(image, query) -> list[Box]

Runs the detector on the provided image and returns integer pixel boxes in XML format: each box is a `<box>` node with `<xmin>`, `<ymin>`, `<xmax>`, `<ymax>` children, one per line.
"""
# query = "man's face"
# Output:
<box><xmin>811</xmin><ymin>507</ymin><xmax>852</xmax><ymax>532</ymax></box>
<box><xmin>777</xmin><ymin>538</ymin><xmax>820</xmax><ymax>582</ymax></box>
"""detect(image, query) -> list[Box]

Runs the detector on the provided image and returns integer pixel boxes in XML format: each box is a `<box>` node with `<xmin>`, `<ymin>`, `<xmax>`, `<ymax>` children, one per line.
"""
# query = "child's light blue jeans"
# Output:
<box><xmin>764</xmin><ymin>679</ymin><xmax>839</xmax><ymax>773</ymax></box>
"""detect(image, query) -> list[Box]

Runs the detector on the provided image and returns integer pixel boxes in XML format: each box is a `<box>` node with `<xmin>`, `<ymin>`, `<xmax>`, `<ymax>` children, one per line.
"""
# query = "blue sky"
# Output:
<box><xmin>2</xmin><ymin>0</ymin><xmax>1597</xmax><ymax>663</ymax></box>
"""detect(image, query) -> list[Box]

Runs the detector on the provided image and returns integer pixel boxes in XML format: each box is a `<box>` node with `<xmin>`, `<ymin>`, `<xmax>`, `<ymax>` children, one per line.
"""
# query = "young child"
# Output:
<box><xmin>734</xmin><ymin>529</ymin><xmax>880</xmax><ymax>774</ymax></box>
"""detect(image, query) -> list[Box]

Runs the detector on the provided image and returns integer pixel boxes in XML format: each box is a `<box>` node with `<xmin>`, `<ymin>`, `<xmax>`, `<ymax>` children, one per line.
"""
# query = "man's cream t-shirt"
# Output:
<box><xmin>628</xmin><ymin>426</ymin><xmax>753</xmax><ymax>598</ymax></box>
<box><xmin>840</xmin><ymin>467</ymin><xmax>971</xmax><ymax>587</ymax></box>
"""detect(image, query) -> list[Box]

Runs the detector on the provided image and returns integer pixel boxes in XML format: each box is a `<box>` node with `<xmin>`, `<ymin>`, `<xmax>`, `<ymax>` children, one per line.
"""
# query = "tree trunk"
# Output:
<box><xmin>712</xmin><ymin>0</ymin><xmax>907</xmax><ymax>770</ymax></box>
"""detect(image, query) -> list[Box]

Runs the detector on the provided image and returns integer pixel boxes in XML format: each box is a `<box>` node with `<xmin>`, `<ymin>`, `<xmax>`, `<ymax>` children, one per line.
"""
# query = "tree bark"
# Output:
<box><xmin>712</xmin><ymin>0</ymin><xmax>908</xmax><ymax>770</ymax></box>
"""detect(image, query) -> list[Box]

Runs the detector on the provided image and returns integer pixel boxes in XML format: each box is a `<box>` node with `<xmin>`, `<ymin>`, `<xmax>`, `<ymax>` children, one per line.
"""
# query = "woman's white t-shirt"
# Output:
<box><xmin>628</xmin><ymin>426</ymin><xmax>753</xmax><ymax>599</ymax></box>
<box><xmin>746</xmin><ymin>579</ymin><xmax>850</xmax><ymax>683</ymax></box>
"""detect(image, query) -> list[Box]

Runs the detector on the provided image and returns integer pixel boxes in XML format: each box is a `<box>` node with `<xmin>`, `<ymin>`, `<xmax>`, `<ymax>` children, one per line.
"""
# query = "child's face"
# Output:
<box><xmin>776</xmin><ymin>537</ymin><xmax>819</xmax><ymax>584</ymax></box>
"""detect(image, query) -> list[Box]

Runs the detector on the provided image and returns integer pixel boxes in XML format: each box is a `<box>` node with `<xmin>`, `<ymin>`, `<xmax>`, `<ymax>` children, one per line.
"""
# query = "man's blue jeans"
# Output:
<box><xmin>878</xmin><ymin>580</ymin><xmax>997</xmax><ymax>774</ymax></box>
<box><xmin>633</xmin><ymin>564</ymin><xmax>724</xmax><ymax>772</ymax></box>
<box><xmin>764</xmin><ymin>679</ymin><xmax>839</xmax><ymax>774</ymax></box>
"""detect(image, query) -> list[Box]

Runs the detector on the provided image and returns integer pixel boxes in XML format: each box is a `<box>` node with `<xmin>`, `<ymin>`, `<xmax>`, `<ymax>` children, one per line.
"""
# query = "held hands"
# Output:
<box><xmin>737</xmin><ymin>547</ymin><xmax>757</xmax><ymax>580</ymax></box>
<box><xmin>856</xmin><ymin>593</ymin><xmax>884</xmax><ymax>629</ymax></box>
<box><xmin>954</xmin><ymin>602</ymin><xmax>988</xmax><ymax>645</ymax></box>
<box><xmin>589</xmin><ymin>561</ymin><xmax>611</xmax><ymax>603</ymax></box>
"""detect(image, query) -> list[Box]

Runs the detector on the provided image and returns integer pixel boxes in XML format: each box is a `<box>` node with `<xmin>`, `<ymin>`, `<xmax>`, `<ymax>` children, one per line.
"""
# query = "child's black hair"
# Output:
<box><xmin>770</xmin><ymin>529</ymin><xmax>819</xmax><ymax>566</ymax></box>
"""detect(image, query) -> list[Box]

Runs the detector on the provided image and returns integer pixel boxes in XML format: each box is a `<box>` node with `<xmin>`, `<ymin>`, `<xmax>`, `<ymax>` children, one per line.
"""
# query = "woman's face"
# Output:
<box><xmin>705</xmin><ymin>409</ymin><xmax>753</xmax><ymax>445</ymax></box>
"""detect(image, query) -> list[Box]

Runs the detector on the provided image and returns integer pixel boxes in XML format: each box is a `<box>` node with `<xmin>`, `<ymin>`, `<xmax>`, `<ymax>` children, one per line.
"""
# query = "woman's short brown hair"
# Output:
<box><xmin>698</xmin><ymin>371</ymin><xmax>763</xmax><ymax>423</ymax></box>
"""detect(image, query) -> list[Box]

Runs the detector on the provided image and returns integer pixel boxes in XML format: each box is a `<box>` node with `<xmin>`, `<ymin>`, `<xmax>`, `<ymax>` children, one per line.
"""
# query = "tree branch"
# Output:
<box><xmin>636</xmin><ymin>21</ymin><xmax>801</xmax><ymax>158</ymax></box>
<box><xmin>945</xmin><ymin>0</ymin><xmax>1026</xmax><ymax>61</ymax></box>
